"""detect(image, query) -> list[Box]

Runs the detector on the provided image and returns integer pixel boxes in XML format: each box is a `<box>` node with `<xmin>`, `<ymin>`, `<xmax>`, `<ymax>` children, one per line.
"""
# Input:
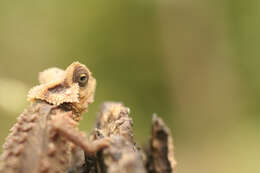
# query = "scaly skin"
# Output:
<box><xmin>0</xmin><ymin>62</ymin><xmax>108</xmax><ymax>173</ymax></box>
<box><xmin>0</xmin><ymin>102</ymin><xmax>69</xmax><ymax>173</ymax></box>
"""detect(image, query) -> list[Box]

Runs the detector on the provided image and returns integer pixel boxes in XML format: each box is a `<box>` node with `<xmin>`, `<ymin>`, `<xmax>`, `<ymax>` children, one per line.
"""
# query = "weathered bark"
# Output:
<box><xmin>78</xmin><ymin>102</ymin><xmax>176</xmax><ymax>173</ymax></box>
<box><xmin>146</xmin><ymin>115</ymin><xmax>176</xmax><ymax>173</ymax></box>
<box><xmin>86</xmin><ymin>102</ymin><xmax>146</xmax><ymax>173</ymax></box>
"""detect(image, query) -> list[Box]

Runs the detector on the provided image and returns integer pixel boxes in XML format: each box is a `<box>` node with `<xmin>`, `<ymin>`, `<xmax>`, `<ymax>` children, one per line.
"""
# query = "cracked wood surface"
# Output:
<box><xmin>86</xmin><ymin>102</ymin><xmax>146</xmax><ymax>173</ymax></box>
<box><xmin>80</xmin><ymin>102</ymin><xmax>176</xmax><ymax>173</ymax></box>
<box><xmin>146</xmin><ymin>115</ymin><xmax>176</xmax><ymax>173</ymax></box>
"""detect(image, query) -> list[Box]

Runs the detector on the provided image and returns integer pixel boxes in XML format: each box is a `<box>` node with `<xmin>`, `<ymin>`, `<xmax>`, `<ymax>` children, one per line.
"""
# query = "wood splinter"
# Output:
<box><xmin>146</xmin><ymin>114</ymin><xmax>177</xmax><ymax>173</ymax></box>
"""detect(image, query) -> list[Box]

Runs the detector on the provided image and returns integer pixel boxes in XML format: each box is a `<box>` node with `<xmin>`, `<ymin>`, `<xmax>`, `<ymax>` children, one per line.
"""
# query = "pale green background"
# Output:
<box><xmin>0</xmin><ymin>1</ymin><xmax>259</xmax><ymax>173</ymax></box>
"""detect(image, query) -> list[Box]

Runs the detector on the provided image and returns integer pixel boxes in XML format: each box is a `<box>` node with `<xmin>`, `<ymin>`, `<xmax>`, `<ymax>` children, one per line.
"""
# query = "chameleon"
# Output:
<box><xmin>0</xmin><ymin>62</ymin><xmax>109</xmax><ymax>173</ymax></box>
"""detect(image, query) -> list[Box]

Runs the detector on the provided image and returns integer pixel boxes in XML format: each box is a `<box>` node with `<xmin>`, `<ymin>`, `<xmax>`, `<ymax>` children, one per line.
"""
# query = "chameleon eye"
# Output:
<box><xmin>77</xmin><ymin>73</ymin><xmax>89</xmax><ymax>87</ymax></box>
<box><xmin>79</xmin><ymin>74</ymin><xmax>88</xmax><ymax>83</ymax></box>
<box><xmin>73</xmin><ymin>66</ymin><xmax>89</xmax><ymax>87</ymax></box>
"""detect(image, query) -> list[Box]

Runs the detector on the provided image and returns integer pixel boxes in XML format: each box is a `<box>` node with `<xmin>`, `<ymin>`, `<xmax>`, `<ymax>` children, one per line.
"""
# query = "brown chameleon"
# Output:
<box><xmin>0</xmin><ymin>62</ymin><xmax>109</xmax><ymax>173</ymax></box>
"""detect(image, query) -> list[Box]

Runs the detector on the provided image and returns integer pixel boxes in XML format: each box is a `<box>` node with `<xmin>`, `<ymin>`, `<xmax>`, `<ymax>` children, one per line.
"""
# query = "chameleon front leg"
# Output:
<box><xmin>50</xmin><ymin>112</ymin><xmax>110</xmax><ymax>155</ymax></box>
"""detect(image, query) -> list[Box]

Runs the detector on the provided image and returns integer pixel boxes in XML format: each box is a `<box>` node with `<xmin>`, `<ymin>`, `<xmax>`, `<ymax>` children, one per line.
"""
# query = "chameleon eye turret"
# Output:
<box><xmin>78</xmin><ymin>74</ymin><xmax>88</xmax><ymax>85</ymax></box>
<box><xmin>73</xmin><ymin>66</ymin><xmax>89</xmax><ymax>87</ymax></box>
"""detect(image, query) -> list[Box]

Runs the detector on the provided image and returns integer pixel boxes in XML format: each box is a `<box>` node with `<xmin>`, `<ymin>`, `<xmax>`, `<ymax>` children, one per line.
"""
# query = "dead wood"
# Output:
<box><xmin>77</xmin><ymin>102</ymin><xmax>176</xmax><ymax>173</ymax></box>
<box><xmin>85</xmin><ymin>102</ymin><xmax>146</xmax><ymax>173</ymax></box>
<box><xmin>145</xmin><ymin>115</ymin><xmax>177</xmax><ymax>173</ymax></box>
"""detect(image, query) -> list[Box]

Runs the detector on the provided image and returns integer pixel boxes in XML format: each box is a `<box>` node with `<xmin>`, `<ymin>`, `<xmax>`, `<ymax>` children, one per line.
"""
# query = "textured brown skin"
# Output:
<box><xmin>0</xmin><ymin>62</ymin><xmax>108</xmax><ymax>173</ymax></box>
<box><xmin>0</xmin><ymin>102</ymin><xmax>72</xmax><ymax>173</ymax></box>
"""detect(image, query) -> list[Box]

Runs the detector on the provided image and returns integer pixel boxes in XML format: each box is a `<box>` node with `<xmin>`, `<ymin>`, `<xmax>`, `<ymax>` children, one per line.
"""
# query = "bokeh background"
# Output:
<box><xmin>0</xmin><ymin>0</ymin><xmax>259</xmax><ymax>172</ymax></box>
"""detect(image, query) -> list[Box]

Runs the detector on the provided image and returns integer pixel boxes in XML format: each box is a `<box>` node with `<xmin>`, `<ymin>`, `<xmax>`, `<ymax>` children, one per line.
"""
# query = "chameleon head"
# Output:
<box><xmin>28</xmin><ymin>62</ymin><xmax>96</xmax><ymax>114</ymax></box>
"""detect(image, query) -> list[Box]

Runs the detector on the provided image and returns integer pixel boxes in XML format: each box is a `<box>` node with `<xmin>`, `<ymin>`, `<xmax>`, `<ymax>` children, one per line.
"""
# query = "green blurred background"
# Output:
<box><xmin>0</xmin><ymin>0</ymin><xmax>259</xmax><ymax>172</ymax></box>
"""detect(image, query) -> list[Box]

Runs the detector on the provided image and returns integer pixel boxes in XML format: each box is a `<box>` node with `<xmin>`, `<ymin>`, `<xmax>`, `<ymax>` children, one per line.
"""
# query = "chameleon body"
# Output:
<box><xmin>0</xmin><ymin>62</ymin><xmax>107</xmax><ymax>173</ymax></box>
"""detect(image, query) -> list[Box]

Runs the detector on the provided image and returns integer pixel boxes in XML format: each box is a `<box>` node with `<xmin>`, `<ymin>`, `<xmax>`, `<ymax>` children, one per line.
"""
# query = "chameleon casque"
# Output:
<box><xmin>0</xmin><ymin>62</ymin><xmax>109</xmax><ymax>173</ymax></box>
